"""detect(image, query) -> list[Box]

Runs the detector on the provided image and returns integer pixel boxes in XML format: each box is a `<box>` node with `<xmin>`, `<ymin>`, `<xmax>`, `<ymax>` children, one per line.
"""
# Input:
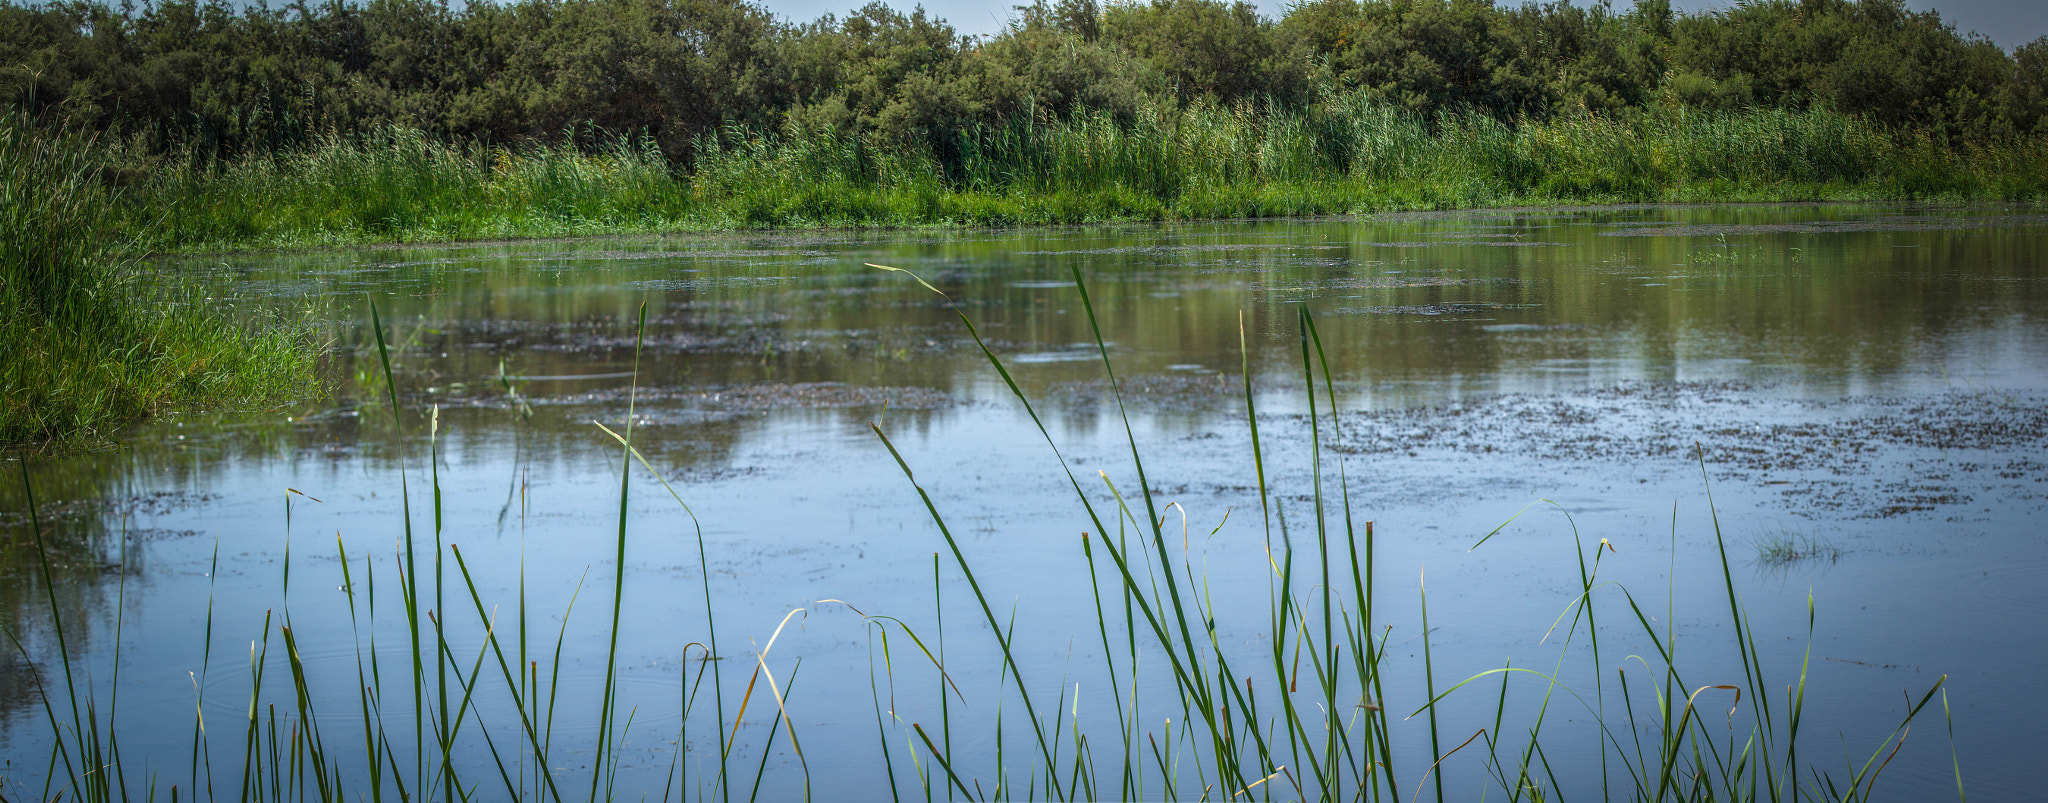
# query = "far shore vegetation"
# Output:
<box><xmin>3</xmin><ymin>0</ymin><xmax>2046</xmax><ymax>442</ymax></box>
<box><xmin>41</xmin><ymin>99</ymin><xmax>2048</xmax><ymax>252</ymax></box>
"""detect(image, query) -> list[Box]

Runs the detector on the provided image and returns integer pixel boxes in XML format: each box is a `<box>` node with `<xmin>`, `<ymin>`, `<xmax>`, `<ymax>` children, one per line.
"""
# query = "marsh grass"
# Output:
<box><xmin>136</xmin><ymin>127</ymin><xmax>686</xmax><ymax>249</ymax></box>
<box><xmin>4</xmin><ymin>271</ymin><xmax>1959</xmax><ymax>800</ymax></box>
<box><xmin>0</xmin><ymin>112</ymin><xmax>314</xmax><ymax>446</ymax></box>
<box><xmin>36</xmin><ymin>99</ymin><xmax>2041</xmax><ymax>255</ymax></box>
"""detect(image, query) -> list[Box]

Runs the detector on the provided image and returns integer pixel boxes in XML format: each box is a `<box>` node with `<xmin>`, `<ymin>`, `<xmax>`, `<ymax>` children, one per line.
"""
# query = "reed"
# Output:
<box><xmin>135</xmin><ymin>127</ymin><xmax>688</xmax><ymax>249</ymax></box>
<box><xmin>12</xmin><ymin>96</ymin><xmax>2027</xmax><ymax>258</ymax></box>
<box><xmin>4</xmin><ymin>274</ymin><xmax>1960</xmax><ymax>800</ymax></box>
<box><xmin>0</xmin><ymin>112</ymin><xmax>312</xmax><ymax>446</ymax></box>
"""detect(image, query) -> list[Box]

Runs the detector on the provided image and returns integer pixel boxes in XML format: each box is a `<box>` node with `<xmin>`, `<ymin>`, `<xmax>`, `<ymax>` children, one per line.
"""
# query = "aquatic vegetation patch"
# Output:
<box><xmin>0</xmin><ymin>490</ymin><xmax>222</xmax><ymax>530</ymax></box>
<box><xmin>525</xmin><ymin>382</ymin><xmax>959</xmax><ymax>412</ymax></box>
<box><xmin>1336</xmin><ymin>302</ymin><xmax>1524</xmax><ymax>316</ymax></box>
<box><xmin>668</xmin><ymin>382</ymin><xmax>958</xmax><ymax>411</ymax></box>
<box><xmin>1048</xmin><ymin>372</ymin><xmax>1240</xmax><ymax>410</ymax></box>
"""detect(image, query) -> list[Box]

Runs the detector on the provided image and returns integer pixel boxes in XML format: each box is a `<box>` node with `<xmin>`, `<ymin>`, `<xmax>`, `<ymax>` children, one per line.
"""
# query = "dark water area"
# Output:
<box><xmin>4</xmin><ymin>204</ymin><xmax>2045</xmax><ymax>799</ymax></box>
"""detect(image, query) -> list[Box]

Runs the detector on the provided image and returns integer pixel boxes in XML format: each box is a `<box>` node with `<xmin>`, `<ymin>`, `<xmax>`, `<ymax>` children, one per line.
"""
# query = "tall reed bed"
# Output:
<box><xmin>694</xmin><ymin>99</ymin><xmax>2043</xmax><ymax>222</ymax></box>
<box><xmin>7</xmin><ymin>267</ymin><xmax>1958</xmax><ymax>800</ymax></box>
<box><xmin>0</xmin><ymin>112</ymin><xmax>312</xmax><ymax>445</ymax></box>
<box><xmin>69</xmin><ymin>98</ymin><xmax>2048</xmax><ymax>254</ymax></box>
<box><xmin>136</xmin><ymin>128</ymin><xmax>687</xmax><ymax>249</ymax></box>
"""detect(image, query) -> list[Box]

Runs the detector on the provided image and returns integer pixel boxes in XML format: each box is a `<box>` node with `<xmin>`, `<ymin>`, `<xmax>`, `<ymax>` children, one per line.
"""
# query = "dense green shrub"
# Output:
<box><xmin>5</xmin><ymin>0</ymin><xmax>2044</xmax><ymax>163</ymax></box>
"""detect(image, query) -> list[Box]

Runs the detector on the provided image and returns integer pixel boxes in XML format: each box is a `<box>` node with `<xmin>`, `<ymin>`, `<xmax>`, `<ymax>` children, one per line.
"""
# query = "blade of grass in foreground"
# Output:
<box><xmin>866</xmin><ymin>262</ymin><xmax>1202</xmax><ymax>695</ymax></box>
<box><xmin>869</xmin><ymin>423</ymin><xmax>1065</xmax><ymax>798</ymax></box>
<box><xmin>591</xmin><ymin>420</ymin><xmax>731</xmax><ymax>801</ymax></box>
<box><xmin>447</xmin><ymin>544</ymin><xmax>565</xmax><ymax>802</ymax></box>
<box><xmin>367</xmin><ymin>301</ymin><xmax>430</xmax><ymax>796</ymax></box>
<box><xmin>871</xmin><ymin>262</ymin><xmax>1312</xmax><ymax>797</ymax></box>
<box><xmin>1068</xmin><ymin>267</ymin><xmax>1236</xmax><ymax>774</ymax></box>
<box><xmin>13</xmin><ymin>462</ymin><xmax>90</xmax><ymax>799</ymax></box>
<box><xmin>591</xmin><ymin>302</ymin><xmax>647</xmax><ymax>803</ymax></box>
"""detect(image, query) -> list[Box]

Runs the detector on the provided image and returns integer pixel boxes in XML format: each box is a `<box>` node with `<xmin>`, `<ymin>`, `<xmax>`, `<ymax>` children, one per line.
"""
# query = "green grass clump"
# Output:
<box><xmin>0</xmin><ymin>113</ymin><xmax>314</xmax><ymax>446</ymax></box>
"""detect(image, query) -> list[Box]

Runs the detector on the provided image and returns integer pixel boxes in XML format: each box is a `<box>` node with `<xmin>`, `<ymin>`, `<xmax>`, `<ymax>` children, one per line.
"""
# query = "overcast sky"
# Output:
<box><xmin>753</xmin><ymin>0</ymin><xmax>2046</xmax><ymax>50</ymax></box>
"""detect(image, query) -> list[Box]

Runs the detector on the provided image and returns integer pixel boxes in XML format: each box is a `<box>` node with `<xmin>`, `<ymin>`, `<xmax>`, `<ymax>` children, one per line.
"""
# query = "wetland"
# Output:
<box><xmin>3</xmin><ymin>203</ymin><xmax>2044</xmax><ymax>800</ymax></box>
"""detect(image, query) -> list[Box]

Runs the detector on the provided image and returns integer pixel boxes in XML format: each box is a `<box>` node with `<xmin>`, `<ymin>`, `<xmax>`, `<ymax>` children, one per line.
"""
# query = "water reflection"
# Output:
<box><xmin>3</xmin><ymin>204</ymin><xmax>2044</xmax><ymax>798</ymax></box>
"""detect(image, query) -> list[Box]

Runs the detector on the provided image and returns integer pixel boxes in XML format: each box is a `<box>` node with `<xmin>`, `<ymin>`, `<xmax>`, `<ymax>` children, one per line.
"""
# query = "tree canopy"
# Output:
<box><xmin>3</xmin><ymin>0</ymin><xmax>2041</xmax><ymax>159</ymax></box>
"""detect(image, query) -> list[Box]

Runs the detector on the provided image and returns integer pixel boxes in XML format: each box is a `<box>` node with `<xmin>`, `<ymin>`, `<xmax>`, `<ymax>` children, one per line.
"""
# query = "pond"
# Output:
<box><xmin>4</xmin><ymin>204</ymin><xmax>2045</xmax><ymax>800</ymax></box>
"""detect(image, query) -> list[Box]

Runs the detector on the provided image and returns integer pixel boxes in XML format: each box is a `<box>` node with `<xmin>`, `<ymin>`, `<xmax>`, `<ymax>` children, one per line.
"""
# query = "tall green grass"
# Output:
<box><xmin>138</xmin><ymin>127</ymin><xmax>689</xmax><ymax>249</ymax></box>
<box><xmin>0</xmin><ymin>112</ymin><xmax>314</xmax><ymax>446</ymax></box>
<box><xmin>5</xmin><ymin>271</ymin><xmax>1959</xmax><ymax>800</ymax></box>
<box><xmin>61</xmin><ymin>97</ymin><xmax>2048</xmax><ymax>255</ymax></box>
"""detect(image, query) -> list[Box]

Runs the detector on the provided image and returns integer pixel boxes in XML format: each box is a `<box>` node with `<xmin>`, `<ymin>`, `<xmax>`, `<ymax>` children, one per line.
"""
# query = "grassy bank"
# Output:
<box><xmin>0</xmin><ymin>114</ymin><xmax>314</xmax><ymax>447</ymax></box>
<box><xmin>106</xmin><ymin>100</ymin><xmax>2047</xmax><ymax>252</ymax></box>
<box><xmin>4</xmin><ymin>276</ymin><xmax>1956</xmax><ymax>801</ymax></box>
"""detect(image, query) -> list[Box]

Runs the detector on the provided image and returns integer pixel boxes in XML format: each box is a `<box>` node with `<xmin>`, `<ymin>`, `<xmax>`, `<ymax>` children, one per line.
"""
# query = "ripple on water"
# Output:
<box><xmin>1979</xmin><ymin>558</ymin><xmax>2048</xmax><ymax>617</ymax></box>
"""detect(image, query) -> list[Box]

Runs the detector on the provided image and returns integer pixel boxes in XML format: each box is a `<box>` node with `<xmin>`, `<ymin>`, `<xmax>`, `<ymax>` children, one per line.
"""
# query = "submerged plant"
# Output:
<box><xmin>1754</xmin><ymin>529</ymin><xmax>1845</xmax><ymax>567</ymax></box>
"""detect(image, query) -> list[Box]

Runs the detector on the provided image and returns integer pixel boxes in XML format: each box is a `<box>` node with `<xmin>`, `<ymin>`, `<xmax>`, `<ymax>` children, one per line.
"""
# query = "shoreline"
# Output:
<box><xmin>146</xmin><ymin>198</ymin><xmax>2046</xmax><ymax>260</ymax></box>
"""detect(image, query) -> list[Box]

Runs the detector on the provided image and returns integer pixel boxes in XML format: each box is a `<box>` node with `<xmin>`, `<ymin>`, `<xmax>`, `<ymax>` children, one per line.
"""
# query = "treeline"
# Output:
<box><xmin>3</xmin><ymin>0</ymin><xmax>2044</xmax><ymax>166</ymax></box>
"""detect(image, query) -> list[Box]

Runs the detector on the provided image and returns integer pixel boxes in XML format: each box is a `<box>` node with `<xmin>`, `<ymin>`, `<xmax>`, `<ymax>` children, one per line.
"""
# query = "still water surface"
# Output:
<box><xmin>4</xmin><ymin>205</ymin><xmax>2045</xmax><ymax>799</ymax></box>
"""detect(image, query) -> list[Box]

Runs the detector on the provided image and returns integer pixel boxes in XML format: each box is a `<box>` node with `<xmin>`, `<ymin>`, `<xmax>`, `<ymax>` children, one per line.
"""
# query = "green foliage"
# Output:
<box><xmin>1102</xmin><ymin>0</ymin><xmax>1304</xmax><ymax>107</ymax></box>
<box><xmin>1282</xmin><ymin>0</ymin><xmax>1549</xmax><ymax>116</ymax></box>
<box><xmin>1666</xmin><ymin>0</ymin><xmax>2048</xmax><ymax>140</ymax></box>
<box><xmin>133</xmin><ymin>126</ymin><xmax>688</xmax><ymax>246</ymax></box>
<box><xmin>6</xmin><ymin>0</ymin><xmax>2046</xmax><ymax>163</ymax></box>
<box><xmin>44</xmin><ymin>98</ymin><xmax>2044</xmax><ymax>251</ymax></box>
<box><xmin>0</xmin><ymin>113</ymin><xmax>313</xmax><ymax>446</ymax></box>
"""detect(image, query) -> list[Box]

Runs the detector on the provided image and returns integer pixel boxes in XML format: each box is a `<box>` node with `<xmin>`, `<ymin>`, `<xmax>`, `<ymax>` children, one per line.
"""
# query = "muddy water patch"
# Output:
<box><xmin>1323</xmin><ymin>383</ymin><xmax>2048</xmax><ymax>521</ymax></box>
<box><xmin>0</xmin><ymin>490</ymin><xmax>222</xmax><ymax>528</ymax></box>
<box><xmin>1017</xmin><ymin>243</ymin><xmax>1350</xmax><ymax>256</ymax></box>
<box><xmin>1264</xmin><ymin>276</ymin><xmax>1526</xmax><ymax>292</ymax></box>
<box><xmin>477</xmin><ymin>381</ymin><xmax>963</xmax><ymax>412</ymax></box>
<box><xmin>1049</xmin><ymin>373</ymin><xmax>1240</xmax><ymax>411</ymax></box>
<box><xmin>554</xmin><ymin>248</ymin><xmax>840</xmax><ymax>262</ymax></box>
<box><xmin>438</xmin><ymin>317</ymin><xmax>965</xmax><ymax>357</ymax></box>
